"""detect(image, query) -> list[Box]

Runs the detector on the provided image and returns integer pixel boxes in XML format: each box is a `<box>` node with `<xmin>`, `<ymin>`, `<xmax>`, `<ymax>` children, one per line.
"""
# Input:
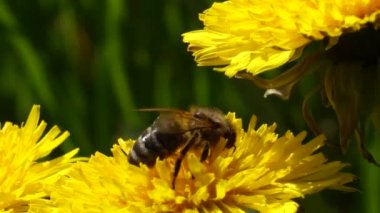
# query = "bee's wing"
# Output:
<box><xmin>138</xmin><ymin>108</ymin><xmax>214</xmax><ymax>133</ymax></box>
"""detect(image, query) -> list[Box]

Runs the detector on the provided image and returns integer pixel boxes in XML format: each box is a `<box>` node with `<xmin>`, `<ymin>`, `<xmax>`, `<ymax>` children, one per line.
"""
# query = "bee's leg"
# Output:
<box><xmin>200</xmin><ymin>141</ymin><xmax>210</xmax><ymax>162</ymax></box>
<box><xmin>172</xmin><ymin>131</ymin><xmax>201</xmax><ymax>189</ymax></box>
<box><xmin>232</xmin><ymin>144</ymin><xmax>237</xmax><ymax>152</ymax></box>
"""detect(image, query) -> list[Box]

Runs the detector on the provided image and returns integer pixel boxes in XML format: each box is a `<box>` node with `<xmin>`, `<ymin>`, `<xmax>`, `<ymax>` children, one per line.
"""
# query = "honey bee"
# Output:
<box><xmin>128</xmin><ymin>107</ymin><xmax>236</xmax><ymax>188</ymax></box>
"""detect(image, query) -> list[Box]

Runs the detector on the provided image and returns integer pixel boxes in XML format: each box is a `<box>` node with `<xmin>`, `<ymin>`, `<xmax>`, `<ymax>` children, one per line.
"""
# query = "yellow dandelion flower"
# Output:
<box><xmin>0</xmin><ymin>105</ymin><xmax>80</xmax><ymax>212</ymax></box>
<box><xmin>31</xmin><ymin>113</ymin><xmax>355</xmax><ymax>213</ymax></box>
<box><xmin>183</xmin><ymin>0</ymin><xmax>380</xmax><ymax>76</ymax></box>
<box><xmin>183</xmin><ymin>0</ymin><xmax>380</xmax><ymax>164</ymax></box>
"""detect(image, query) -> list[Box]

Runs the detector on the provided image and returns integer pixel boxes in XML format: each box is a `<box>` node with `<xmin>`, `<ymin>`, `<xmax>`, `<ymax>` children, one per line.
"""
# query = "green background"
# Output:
<box><xmin>0</xmin><ymin>1</ymin><xmax>378</xmax><ymax>212</ymax></box>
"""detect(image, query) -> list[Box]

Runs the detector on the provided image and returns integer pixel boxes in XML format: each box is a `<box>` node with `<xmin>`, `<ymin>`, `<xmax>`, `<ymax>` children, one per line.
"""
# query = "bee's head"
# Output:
<box><xmin>192</xmin><ymin>107</ymin><xmax>236</xmax><ymax>148</ymax></box>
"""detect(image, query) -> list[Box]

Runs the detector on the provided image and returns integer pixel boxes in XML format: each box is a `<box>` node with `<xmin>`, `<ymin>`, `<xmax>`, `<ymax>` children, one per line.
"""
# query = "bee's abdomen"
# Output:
<box><xmin>128</xmin><ymin>127</ymin><xmax>183</xmax><ymax>167</ymax></box>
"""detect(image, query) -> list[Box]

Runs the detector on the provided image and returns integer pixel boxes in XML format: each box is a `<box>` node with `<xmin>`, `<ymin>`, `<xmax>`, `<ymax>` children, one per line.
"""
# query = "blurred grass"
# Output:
<box><xmin>0</xmin><ymin>0</ymin><xmax>378</xmax><ymax>212</ymax></box>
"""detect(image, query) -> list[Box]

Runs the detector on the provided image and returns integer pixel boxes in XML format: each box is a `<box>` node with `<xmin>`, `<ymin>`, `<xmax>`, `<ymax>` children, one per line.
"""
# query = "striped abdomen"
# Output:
<box><xmin>128</xmin><ymin>126</ymin><xmax>185</xmax><ymax>167</ymax></box>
